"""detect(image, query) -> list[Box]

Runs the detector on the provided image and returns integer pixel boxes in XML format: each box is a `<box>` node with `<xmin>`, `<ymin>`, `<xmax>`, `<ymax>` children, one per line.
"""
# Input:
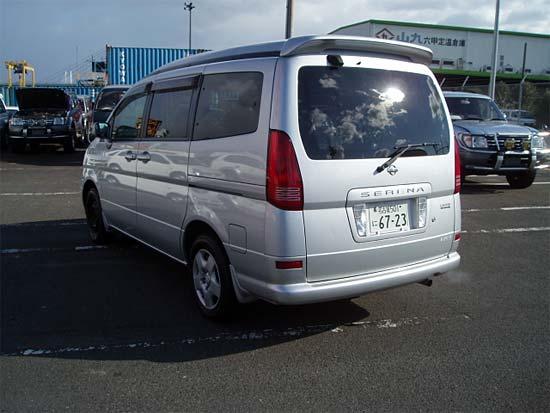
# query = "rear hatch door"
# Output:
<box><xmin>294</xmin><ymin>60</ymin><xmax>456</xmax><ymax>282</ymax></box>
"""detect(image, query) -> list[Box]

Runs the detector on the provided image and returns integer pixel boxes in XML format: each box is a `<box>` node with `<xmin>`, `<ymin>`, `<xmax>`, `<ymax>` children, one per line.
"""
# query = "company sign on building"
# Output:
<box><xmin>332</xmin><ymin>20</ymin><xmax>550</xmax><ymax>76</ymax></box>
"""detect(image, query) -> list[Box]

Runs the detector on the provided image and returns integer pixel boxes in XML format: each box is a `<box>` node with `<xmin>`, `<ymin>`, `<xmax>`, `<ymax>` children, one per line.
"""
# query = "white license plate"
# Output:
<box><xmin>369</xmin><ymin>201</ymin><xmax>410</xmax><ymax>235</ymax></box>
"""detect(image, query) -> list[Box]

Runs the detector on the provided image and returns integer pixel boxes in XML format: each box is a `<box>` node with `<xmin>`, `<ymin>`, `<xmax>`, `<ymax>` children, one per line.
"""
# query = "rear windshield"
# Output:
<box><xmin>298</xmin><ymin>67</ymin><xmax>450</xmax><ymax>160</ymax></box>
<box><xmin>96</xmin><ymin>89</ymin><xmax>127</xmax><ymax>111</ymax></box>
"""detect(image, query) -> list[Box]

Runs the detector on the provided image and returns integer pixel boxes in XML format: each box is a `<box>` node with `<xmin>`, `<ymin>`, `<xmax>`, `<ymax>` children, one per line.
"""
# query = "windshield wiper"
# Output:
<box><xmin>376</xmin><ymin>143</ymin><xmax>439</xmax><ymax>173</ymax></box>
<box><xmin>464</xmin><ymin>115</ymin><xmax>483</xmax><ymax>120</ymax></box>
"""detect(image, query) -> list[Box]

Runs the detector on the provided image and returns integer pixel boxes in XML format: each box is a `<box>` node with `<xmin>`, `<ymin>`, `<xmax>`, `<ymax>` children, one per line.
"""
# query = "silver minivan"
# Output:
<box><xmin>82</xmin><ymin>35</ymin><xmax>461</xmax><ymax>318</ymax></box>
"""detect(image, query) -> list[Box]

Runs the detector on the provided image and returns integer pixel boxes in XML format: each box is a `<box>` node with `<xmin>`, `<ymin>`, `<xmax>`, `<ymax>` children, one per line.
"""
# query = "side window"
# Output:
<box><xmin>112</xmin><ymin>95</ymin><xmax>146</xmax><ymax>140</ymax></box>
<box><xmin>193</xmin><ymin>72</ymin><xmax>263</xmax><ymax>140</ymax></box>
<box><xmin>0</xmin><ymin>100</ymin><xmax>6</xmax><ymax>113</ymax></box>
<box><xmin>146</xmin><ymin>89</ymin><xmax>192</xmax><ymax>139</ymax></box>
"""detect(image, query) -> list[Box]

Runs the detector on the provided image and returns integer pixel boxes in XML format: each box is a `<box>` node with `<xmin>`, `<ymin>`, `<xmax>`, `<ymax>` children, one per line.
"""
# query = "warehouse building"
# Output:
<box><xmin>331</xmin><ymin>20</ymin><xmax>550</xmax><ymax>87</ymax></box>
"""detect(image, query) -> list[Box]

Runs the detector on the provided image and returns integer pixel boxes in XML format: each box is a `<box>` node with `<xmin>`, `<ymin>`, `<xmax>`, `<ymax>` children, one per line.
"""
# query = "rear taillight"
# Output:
<box><xmin>454</xmin><ymin>140</ymin><xmax>461</xmax><ymax>194</ymax></box>
<box><xmin>266</xmin><ymin>129</ymin><xmax>304</xmax><ymax>211</ymax></box>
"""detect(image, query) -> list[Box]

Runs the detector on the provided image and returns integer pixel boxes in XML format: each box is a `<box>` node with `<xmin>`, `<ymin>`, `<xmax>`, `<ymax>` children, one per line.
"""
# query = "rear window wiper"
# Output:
<box><xmin>376</xmin><ymin>143</ymin><xmax>439</xmax><ymax>173</ymax></box>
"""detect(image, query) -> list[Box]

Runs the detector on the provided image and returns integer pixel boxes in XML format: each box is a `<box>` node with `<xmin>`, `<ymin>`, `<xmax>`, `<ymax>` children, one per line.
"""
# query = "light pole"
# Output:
<box><xmin>488</xmin><ymin>0</ymin><xmax>500</xmax><ymax>99</ymax></box>
<box><xmin>184</xmin><ymin>2</ymin><xmax>195</xmax><ymax>51</ymax></box>
<box><xmin>285</xmin><ymin>0</ymin><xmax>293</xmax><ymax>39</ymax></box>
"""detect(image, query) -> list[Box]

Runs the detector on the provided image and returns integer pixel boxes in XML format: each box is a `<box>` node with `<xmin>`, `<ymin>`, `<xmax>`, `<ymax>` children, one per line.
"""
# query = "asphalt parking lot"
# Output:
<box><xmin>1</xmin><ymin>147</ymin><xmax>549</xmax><ymax>412</ymax></box>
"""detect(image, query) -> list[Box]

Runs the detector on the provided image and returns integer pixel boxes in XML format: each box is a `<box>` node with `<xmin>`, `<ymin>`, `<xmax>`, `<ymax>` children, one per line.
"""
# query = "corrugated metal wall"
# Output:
<box><xmin>0</xmin><ymin>85</ymin><xmax>103</xmax><ymax>106</ymax></box>
<box><xmin>106</xmin><ymin>46</ymin><xmax>208</xmax><ymax>85</ymax></box>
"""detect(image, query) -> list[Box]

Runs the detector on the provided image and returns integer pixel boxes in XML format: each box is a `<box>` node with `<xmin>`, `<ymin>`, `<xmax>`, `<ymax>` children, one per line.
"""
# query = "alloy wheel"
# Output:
<box><xmin>192</xmin><ymin>249</ymin><xmax>222</xmax><ymax>310</ymax></box>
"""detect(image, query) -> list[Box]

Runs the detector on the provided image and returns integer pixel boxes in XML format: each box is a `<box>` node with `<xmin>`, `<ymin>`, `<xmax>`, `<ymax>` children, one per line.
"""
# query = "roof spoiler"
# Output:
<box><xmin>281</xmin><ymin>35</ymin><xmax>433</xmax><ymax>65</ymax></box>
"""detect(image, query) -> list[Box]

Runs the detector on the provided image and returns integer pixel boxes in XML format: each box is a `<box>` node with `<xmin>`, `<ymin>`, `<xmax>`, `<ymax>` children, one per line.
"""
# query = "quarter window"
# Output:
<box><xmin>112</xmin><ymin>95</ymin><xmax>146</xmax><ymax>140</ymax></box>
<box><xmin>193</xmin><ymin>72</ymin><xmax>263</xmax><ymax>140</ymax></box>
<box><xmin>146</xmin><ymin>89</ymin><xmax>192</xmax><ymax>139</ymax></box>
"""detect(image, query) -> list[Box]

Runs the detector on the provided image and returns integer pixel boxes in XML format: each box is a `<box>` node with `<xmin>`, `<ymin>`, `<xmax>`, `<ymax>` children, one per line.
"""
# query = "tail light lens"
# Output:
<box><xmin>266</xmin><ymin>130</ymin><xmax>303</xmax><ymax>211</ymax></box>
<box><xmin>454</xmin><ymin>140</ymin><xmax>461</xmax><ymax>194</ymax></box>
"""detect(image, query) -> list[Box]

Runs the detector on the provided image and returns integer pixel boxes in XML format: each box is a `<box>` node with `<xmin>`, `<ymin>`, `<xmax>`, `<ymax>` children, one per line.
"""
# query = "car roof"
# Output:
<box><xmin>443</xmin><ymin>91</ymin><xmax>491</xmax><ymax>99</ymax></box>
<box><xmin>151</xmin><ymin>35</ymin><xmax>433</xmax><ymax>77</ymax></box>
<box><xmin>101</xmin><ymin>85</ymin><xmax>130</xmax><ymax>90</ymax></box>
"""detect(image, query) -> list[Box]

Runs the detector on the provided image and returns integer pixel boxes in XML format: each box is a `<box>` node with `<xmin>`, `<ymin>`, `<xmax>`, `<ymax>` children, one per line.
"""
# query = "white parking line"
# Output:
<box><xmin>463</xmin><ymin>206</ymin><xmax>550</xmax><ymax>213</ymax></box>
<box><xmin>463</xmin><ymin>227</ymin><xmax>550</xmax><ymax>234</ymax></box>
<box><xmin>1</xmin><ymin>220</ymin><xmax>86</xmax><ymax>227</ymax></box>
<box><xmin>4</xmin><ymin>314</ymin><xmax>471</xmax><ymax>356</ymax></box>
<box><xmin>0</xmin><ymin>191</ymin><xmax>79</xmax><ymax>196</ymax></box>
<box><xmin>0</xmin><ymin>245</ymin><xmax>108</xmax><ymax>254</ymax></box>
<box><xmin>464</xmin><ymin>182</ymin><xmax>550</xmax><ymax>186</ymax></box>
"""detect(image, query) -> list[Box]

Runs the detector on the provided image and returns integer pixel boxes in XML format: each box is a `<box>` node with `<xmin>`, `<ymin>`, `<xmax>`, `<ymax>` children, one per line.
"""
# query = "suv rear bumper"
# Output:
<box><xmin>236</xmin><ymin>252</ymin><xmax>460</xmax><ymax>305</ymax></box>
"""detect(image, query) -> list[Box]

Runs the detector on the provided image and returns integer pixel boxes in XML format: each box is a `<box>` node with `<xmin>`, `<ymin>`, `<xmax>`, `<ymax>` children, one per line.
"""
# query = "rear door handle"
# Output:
<box><xmin>137</xmin><ymin>151</ymin><xmax>151</xmax><ymax>163</ymax></box>
<box><xmin>124</xmin><ymin>151</ymin><xmax>136</xmax><ymax>161</ymax></box>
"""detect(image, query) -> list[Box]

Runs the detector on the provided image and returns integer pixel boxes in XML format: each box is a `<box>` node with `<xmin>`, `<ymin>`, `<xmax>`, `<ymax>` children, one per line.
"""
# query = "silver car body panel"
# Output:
<box><xmin>82</xmin><ymin>35</ymin><xmax>460</xmax><ymax>305</ymax></box>
<box><xmin>270</xmin><ymin>54</ymin><xmax>458</xmax><ymax>283</ymax></box>
<box><xmin>96</xmin><ymin>141</ymin><xmax>140</xmax><ymax>234</ymax></box>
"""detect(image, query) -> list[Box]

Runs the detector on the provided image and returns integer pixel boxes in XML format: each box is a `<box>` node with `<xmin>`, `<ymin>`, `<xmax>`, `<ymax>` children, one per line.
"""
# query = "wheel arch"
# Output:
<box><xmin>182</xmin><ymin>219</ymin><xmax>227</xmax><ymax>263</ymax></box>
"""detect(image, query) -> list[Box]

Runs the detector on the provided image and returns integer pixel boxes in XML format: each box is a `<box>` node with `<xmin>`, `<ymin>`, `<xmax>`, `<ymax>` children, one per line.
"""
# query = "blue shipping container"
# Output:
<box><xmin>0</xmin><ymin>84</ymin><xmax>103</xmax><ymax>106</ymax></box>
<box><xmin>106</xmin><ymin>46</ymin><xmax>208</xmax><ymax>85</ymax></box>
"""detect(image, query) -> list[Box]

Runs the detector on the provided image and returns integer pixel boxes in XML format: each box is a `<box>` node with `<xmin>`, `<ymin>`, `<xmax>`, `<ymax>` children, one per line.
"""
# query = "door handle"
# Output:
<box><xmin>124</xmin><ymin>151</ymin><xmax>136</xmax><ymax>161</ymax></box>
<box><xmin>137</xmin><ymin>151</ymin><xmax>151</xmax><ymax>163</ymax></box>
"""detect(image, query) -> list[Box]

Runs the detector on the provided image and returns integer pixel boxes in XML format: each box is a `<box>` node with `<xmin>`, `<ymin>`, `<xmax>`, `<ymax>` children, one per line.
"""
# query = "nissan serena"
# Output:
<box><xmin>82</xmin><ymin>35</ymin><xmax>461</xmax><ymax>318</ymax></box>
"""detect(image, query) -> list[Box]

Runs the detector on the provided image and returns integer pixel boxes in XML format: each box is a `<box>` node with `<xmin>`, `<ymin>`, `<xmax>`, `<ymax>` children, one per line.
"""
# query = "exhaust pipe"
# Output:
<box><xmin>418</xmin><ymin>279</ymin><xmax>433</xmax><ymax>287</ymax></box>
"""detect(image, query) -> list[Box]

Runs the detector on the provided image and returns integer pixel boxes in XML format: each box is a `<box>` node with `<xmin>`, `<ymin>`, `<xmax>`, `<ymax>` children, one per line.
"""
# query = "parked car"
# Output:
<box><xmin>87</xmin><ymin>85</ymin><xmax>129</xmax><ymax>143</ymax></box>
<box><xmin>82</xmin><ymin>35</ymin><xmax>461</xmax><ymax>318</ymax></box>
<box><xmin>73</xmin><ymin>95</ymin><xmax>93</xmax><ymax>146</ymax></box>
<box><xmin>444</xmin><ymin>92</ymin><xmax>539</xmax><ymax>188</ymax></box>
<box><xmin>8</xmin><ymin>88</ymin><xmax>79</xmax><ymax>153</ymax></box>
<box><xmin>0</xmin><ymin>94</ymin><xmax>10</xmax><ymax>149</ymax></box>
<box><xmin>532</xmin><ymin>128</ymin><xmax>550</xmax><ymax>167</ymax></box>
<box><xmin>502</xmin><ymin>109</ymin><xmax>537</xmax><ymax>127</ymax></box>
<box><xmin>6</xmin><ymin>105</ymin><xmax>19</xmax><ymax>117</ymax></box>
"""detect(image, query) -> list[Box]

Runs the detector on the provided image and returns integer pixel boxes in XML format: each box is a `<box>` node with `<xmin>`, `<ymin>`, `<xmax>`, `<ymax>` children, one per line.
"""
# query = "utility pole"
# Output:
<box><xmin>184</xmin><ymin>2</ymin><xmax>195</xmax><ymax>51</ymax></box>
<box><xmin>518</xmin><ymin>42</ymin><xmax>527</xmax><ymax>114</ymax></box>
<box><xmin>285</xmin><ymin>0</ymin><xmax>293</xmax><ymax>39</ymax></box>
<box><xmin>488</xmin><ymin>0</ymin><xmax>500</xmax><ymax>99</ymax></box>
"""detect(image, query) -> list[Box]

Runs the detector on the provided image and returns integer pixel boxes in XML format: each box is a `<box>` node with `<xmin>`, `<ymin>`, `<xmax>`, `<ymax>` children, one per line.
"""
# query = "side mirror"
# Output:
<box><xmin>450</xmin><ymin>115</ymin><xmax>463</xmax><ymax>121</ymax></box>
<box><xmin>95</xmin><ymin>122</ymin><xmax>111</xmax><ymax>140</ymax></box>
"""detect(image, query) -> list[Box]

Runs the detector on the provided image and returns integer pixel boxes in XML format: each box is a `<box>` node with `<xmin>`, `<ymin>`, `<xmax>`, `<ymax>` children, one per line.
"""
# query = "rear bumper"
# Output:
<box><xmin>237</xmin><ymin>252</ymin><xmax>460</xmax><ymax>305</ymax></box>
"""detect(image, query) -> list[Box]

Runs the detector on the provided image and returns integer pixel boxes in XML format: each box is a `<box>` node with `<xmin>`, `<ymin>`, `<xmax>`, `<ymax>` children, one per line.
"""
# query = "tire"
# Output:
<box><xmin>81</xmin><ymin>129</ymin><xmax>89</xmax><ymax>148</ymax></box>
<box><xmin>0</xmin><ymin>129</ymin><xmax>7</xmax><ymax>151</ymax></box>
<box><xmin>64</xmin><ymin>131</ymin><xmax>76</xmax><ymax>153</ymax></box>
<box><xmin>190</xmin><ymin>234</ymin><xmax>238</xmax><ymax>319</ymax></box>
<box><xmin>11</xmin><ymin>142</ymin><xmax>25</xmax><ymax>153</ymax></box>
<box><xmin>506</xmin><ymin>171</ymin><xmax>536</xmax><ymax>189</ymax></box>
<box><xmin>84</xmin><ymin>188</ymin><xmax>111</xmax><ymax>244</ymax></box>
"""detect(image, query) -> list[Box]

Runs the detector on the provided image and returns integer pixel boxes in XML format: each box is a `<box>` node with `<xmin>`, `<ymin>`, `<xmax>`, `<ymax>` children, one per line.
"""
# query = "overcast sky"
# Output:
<box><xmin>1</xmin><ymin>0</ymin><xmax>548</xmax><ymax>83</ymax></box>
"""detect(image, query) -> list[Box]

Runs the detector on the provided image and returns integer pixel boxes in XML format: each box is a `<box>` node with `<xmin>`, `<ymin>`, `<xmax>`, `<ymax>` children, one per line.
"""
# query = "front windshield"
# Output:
<box><xmin>96</xmin><ymin>90</ymin><xmax>126</xmax><ymax>111</ymax></box>
<box><xmin>446</xmin><ymin>97</ymin><xmax>505</xmax><ymax>121</ymax></box>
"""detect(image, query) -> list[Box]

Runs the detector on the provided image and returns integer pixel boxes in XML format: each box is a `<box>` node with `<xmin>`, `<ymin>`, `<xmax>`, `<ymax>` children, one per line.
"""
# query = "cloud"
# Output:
<box><xmin>0</xmin><ymin>0</ymin><xmax>548</xmax><ymax>83</ymax></box>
